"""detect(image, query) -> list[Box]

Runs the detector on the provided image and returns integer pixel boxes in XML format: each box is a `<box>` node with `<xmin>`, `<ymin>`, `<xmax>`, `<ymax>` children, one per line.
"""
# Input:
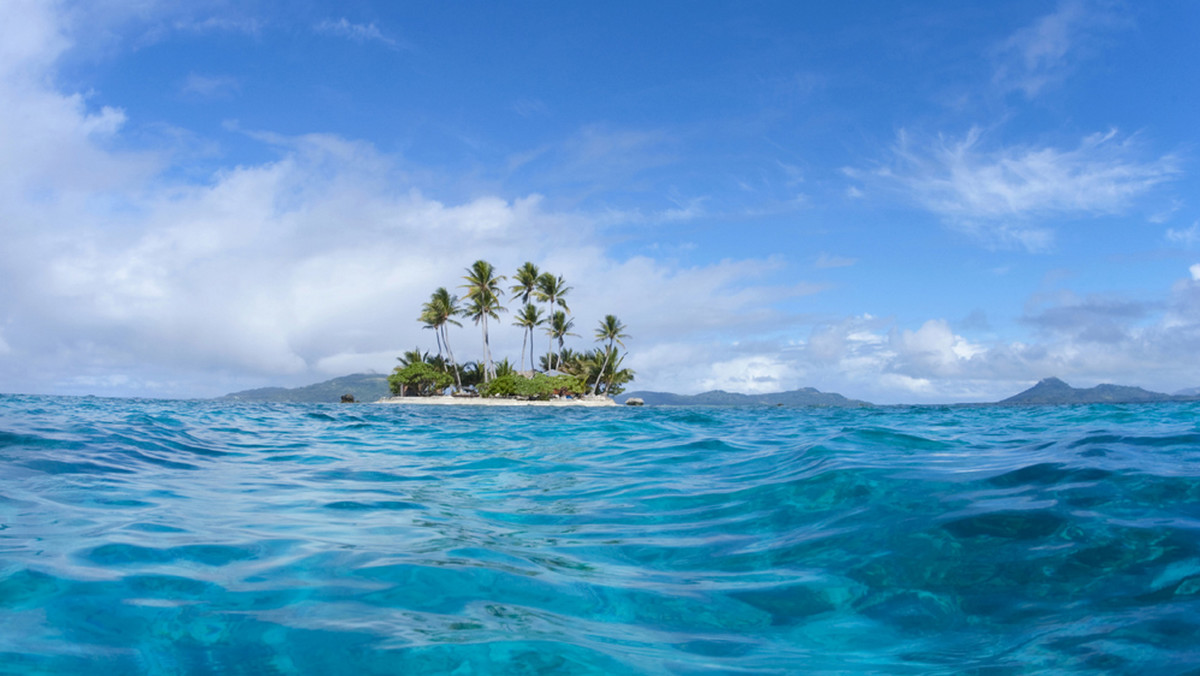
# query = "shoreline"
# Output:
<box><xmin>375</xmin><ymin>395</ymin><xmax>618</xmax><ymax>407</ymax></box>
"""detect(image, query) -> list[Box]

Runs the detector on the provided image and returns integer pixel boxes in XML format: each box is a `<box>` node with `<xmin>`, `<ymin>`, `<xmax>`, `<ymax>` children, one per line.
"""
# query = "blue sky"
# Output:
<box><xmin>1</xmin><ymin>0</ymin><xmax>1198</xmax><ymax>403</ymax></box>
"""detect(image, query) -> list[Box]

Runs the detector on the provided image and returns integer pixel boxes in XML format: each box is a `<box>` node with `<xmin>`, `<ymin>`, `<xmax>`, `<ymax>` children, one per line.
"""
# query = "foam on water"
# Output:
<box><xmin>2</xmin><ymin>395</ymin><xmax>1200</xmax><ymax>673</ymax></box>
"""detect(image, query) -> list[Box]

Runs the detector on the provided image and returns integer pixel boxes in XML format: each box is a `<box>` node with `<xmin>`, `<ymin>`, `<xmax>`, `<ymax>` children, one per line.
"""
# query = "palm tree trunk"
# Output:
<box><xmin>482</xmin><ymin>314</ymin><xmax>494</xmax><ymax>381</ymax></box>
<box><xmin>443</xmin><ymin>325</ymin><xmax>462</xmax><ymax>390</ymax></box>
<box><xmin>594</xmin><ymin>345</ymin><xmax>612</xmax><ymax>396</ymax></box>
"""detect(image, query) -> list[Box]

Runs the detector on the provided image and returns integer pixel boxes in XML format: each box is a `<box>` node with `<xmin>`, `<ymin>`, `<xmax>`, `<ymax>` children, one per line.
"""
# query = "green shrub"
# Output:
<box><xmin>479</xmin><ymin>372</ymin><xmax>585</xmax><ymax>400</ymax></box>
<box><xmin>389</xmin><ymin>362</ymin><xmax>453</xmax><ymax>397</ymax></box>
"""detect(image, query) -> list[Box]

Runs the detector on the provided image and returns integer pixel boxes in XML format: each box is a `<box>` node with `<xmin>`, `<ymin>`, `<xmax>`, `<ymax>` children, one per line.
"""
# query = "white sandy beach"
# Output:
<box><xmin>376</xmin><ymin>395</ymin><xmax>618</xmax><ymax>407</ymax></box>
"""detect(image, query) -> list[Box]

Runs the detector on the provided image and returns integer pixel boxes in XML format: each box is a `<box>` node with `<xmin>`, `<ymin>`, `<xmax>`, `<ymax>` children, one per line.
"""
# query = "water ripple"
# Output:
<box><xmin>2</xmin><ymin>394</ymin><xmax>1200</xmax><ymax>673</ymax></box>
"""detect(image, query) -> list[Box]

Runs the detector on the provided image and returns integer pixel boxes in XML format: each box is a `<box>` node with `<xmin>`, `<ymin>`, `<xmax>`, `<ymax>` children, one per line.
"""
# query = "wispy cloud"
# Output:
<box><xmin>175</xmin><ymin>16</ymin><xmax>263</xmax><ymax>36</ymax></box>
<box><xmin>510</xmin><ymin>98</ymin><xmax>549</xmax><ymax>118</ymax></box>
<box><xmin>1166</xmin><ymin>221</ymin><xmax>1200</xmax><ymax>248</ymax></box>
<box><xmin>991</xmin><ymin>0</ymin><xmax>1125</xmax><ymax>98</ymax></box>
<box><xmin>314</xmin><ymin>18</ymin><xmax>402</xmax><ymax>50</ymax></box>
<box><xmin>180</xmin><ymin>73</ymin><xmax>238</xmax><ymax>99</ymax></box>
<box><xmin>814</xmin><ymin>253</ymin><xmax>856</xmax><ymax>269</ymax></box>
<box><xmin>1022</xmin><ymin>291</ymin><xmax>1154</xmax><ymax>343</ymax></box>
<box><xmin>508</xmin><ymin>124</ymin><xmax>676</xmax><ymax>199</ymax></box>
<box><xmin>860</xmin><ymin>126</ymin><xmax>1178</xmax><ymax>250</ymax></box>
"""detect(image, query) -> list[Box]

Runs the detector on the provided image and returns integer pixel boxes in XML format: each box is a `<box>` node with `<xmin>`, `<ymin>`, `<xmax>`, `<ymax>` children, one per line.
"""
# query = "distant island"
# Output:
<box><xmin>998</xmin><ymin>377</ymin><xmax>1197</xmax><ymax>406</ymax></box>
<box><xmin>218</xmin><ymin>373</ymin><xmax>390</xmax><ymax>404</ymax></box>
<box><xmin>217</xmin><ymin>374</ymin><xmax>1199</xmax><ymax>408</ymax></box>
<box><xmin>614</xmin><ymin>388</ymin><xmax>870</xmax><ymax>407</ymax></box>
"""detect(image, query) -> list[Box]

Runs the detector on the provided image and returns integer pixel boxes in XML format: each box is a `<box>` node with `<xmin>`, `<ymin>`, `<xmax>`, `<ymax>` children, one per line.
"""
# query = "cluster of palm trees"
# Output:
<box><xmin>413</xmin><ymin>259</ymin><xmax>632</xmax><ymax>396</ymax></box>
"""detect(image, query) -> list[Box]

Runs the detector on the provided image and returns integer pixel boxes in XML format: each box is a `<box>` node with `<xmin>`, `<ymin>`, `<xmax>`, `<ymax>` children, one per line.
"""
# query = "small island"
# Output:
<box><xmin>377</xmin><ymin>394</ymin><xmax>617</xmax><ymax>407</ymax></box>
<box><xmin>382</xmin><ymin>260</ymin><xmax>633</xmax><ymax>406</ymax></box>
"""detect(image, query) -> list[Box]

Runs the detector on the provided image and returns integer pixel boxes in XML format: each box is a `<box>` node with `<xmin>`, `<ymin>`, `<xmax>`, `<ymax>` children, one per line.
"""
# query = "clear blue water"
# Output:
<box><xmin>2</xmin><ymin>395</ymin><xmax>1200</xmax><ymax>674</ymax></box>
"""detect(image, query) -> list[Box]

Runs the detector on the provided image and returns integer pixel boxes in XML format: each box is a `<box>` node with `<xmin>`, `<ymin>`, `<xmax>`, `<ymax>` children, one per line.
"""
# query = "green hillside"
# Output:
<box><xmin>999</xmin><ymin>377</ymin><xmax>1190</xmax><ymax>405</ymax></box>
<box><xmin>218</xmin><ymin>373</ymin><xmax>390</xmax><ymax>404</ymax></box>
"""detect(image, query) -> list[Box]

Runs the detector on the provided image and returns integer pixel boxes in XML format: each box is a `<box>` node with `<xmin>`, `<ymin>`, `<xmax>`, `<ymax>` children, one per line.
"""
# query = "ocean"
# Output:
<box><xmin>2</xmin><ymin>394</ymin><xmax>1199</xmax><ymax>674</ymax></box>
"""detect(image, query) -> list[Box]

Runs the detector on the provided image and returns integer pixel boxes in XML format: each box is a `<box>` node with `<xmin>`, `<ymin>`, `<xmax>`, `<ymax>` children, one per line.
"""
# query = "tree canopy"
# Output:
<box><xmin>395</xmin><ymin>260</ymin><xmax>633</xmax><ymax>399</ymax></box>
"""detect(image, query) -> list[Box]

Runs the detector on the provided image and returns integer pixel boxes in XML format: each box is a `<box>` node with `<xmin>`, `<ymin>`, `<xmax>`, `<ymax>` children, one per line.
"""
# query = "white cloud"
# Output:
<box><xmin>698</xmin><ymin>355</ymin><xmax>800</xmax><ymax>394</ymax></box>
<box><xmin>864</xmin><ymin>127</ymin><xmax>1178</xmax><ymax>250</ymax></box>
<box><xmin>4</xmin><ymin>2</ymin><xmax>1199</xmax><ymax>406</ymax></box>
<box><xmin>180</xmin><ymin>73</ymin><xmax>239</xmax><ymax>99</ymax></box>
<box><xmin>314</xmin><ymin>18</ymin><xmax>401</xmax><ymax>49</ymax></box>
<box><xmin>890</xmin><ymin>319</ymin><xmax>985</xmax><ymax>377</ymax></box>
<box><xmin>174</xmin><ymin>16</ymin><xmax>262</xmax><ymax>36</ymax></box>
<box><xmin>0</xmin><ymin>0</ymin><xmax>69</xmax><ymax>78</ymax></box>
<box><xmin>814</xmin><ymin>253</ymin><xmax>856</xmax><ymax>269</ymax></box>
<box><xmin>0</xmin><ymin>30</ymin><xmax>802</xmax><ymax>400</ymax></box>
<box><xmin>510</xmin><ymin>98</ymin><xmax>549</xmax><ymax>118</ymax></box>
<box><xmin>991</xmin><ymin>0</ymin><xmax>1122</xmax><ymax>98</ymax></box>
<box><xmin>1167</xmin><ymin>222</ymin><xmax>1200</xmax><ymax>248</ymax></box>
<box><xmin>642</xmin><ymin>267</ymin><xmax>1200</xmax><ymax>403</ymax></box>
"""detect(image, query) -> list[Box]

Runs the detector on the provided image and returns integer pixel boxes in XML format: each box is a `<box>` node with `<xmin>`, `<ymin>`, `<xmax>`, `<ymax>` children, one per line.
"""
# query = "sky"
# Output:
<box><xmin>1</xmin><ymin>0</ymin><xmax>1198</xmax><ymax>404</ymax></box>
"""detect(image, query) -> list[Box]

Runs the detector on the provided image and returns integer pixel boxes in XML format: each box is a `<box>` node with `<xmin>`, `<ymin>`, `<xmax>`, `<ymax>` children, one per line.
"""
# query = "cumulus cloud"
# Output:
<box><xmin>0</xmin><ymin>7</ymin><xmax>803</xmax><ymax>399</ymax></box>
<box><xmin>5</xmin><ymin>2</ymin><xmax>1199</xmax><ymax>406</ymax></box>
<box><xmin>890</xmin><ymin>319</ymin><xmax>985</xmax><ymax>377</ymax></box>
<box><xmin>698</xmin><ymin>355</ymin><xmax>802</xmax><ymax>394</ymax></box>
<box><xmin>650</xmin><ymin>265</ymin><xmax>1200</xmax><ymax>404</ymax></box>
<box><xmin>860</xmin><ymin>127</ymin><xmax>1178</xmax><ymax>250</ymax></box>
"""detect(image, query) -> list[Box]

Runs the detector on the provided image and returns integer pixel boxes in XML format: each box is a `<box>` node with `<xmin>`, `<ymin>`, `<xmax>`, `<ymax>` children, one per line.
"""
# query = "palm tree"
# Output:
<box><xmin>545</xmin><ymin>310</ymin><xmax>577</xmax><ymax>371</ymax></box>
<box><xmin>535</xmin><ymin>273</ymin><xmax>571</xmax><ymax>371</ymax></box>
<box><xmin>419</xmin><ymin>310</ymin><xmax>443</xmax><ymax>358</ymax></box>
<box><xmin>557</xmin><ymin>347</ymin><xmax>600</xmax><ymax>389</ymax></box>
<box><xmin>510</xmin><ymin>263</ymin><xmax>541</xmax><ymax>369</ymax></box>
<box><xmin>512</xmin><ymin>303</ymin><xmax>544</xmax><ymax>372</ymax></box>
<box><xmin>603</xmin><ymin>349</ymin><xmax>636</xmax><ymax>396</ymax></box>
<box><xmin>592</xmin><ymin>314</ymin><xmax>629</xmax><ymax>395</ymax></box>
<box><xmin>510</xmin><ymin>262</ymin><xmax>541</xmax><ymax>306</ymax></box>
<box><xmin>420</xmin><ymin>287</ymin><xmax>463</xmax><ymax>389</ymax></box>
<box><xmin>398</xmin><ymin>347</ymin><xmax>428</xmax><ymax>368</ymax></box>
<box><xmin>461</xmin><ymin>260</ymin><xmax>506</xmax><ymax>382</ymax></box>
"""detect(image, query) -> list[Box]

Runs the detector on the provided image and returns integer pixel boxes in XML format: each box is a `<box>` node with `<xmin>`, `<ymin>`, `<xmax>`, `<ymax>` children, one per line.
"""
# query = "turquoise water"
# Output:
<box><xmin>2</xmin><ymin>395</ymin><xmax>1200</xmax><ymax>674</ymax></box>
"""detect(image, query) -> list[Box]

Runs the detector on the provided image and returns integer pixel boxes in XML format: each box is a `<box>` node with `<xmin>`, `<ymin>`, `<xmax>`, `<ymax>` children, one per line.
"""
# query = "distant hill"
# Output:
<box><xmin>1000</xmin><ymin>377</ymin><xmax>1191</xmax><ymax>405</ymax></box>
<box><xmin>615</xmin><ymin>387</ymin><xmax>871</xmax><ymax>407</ymax></box>
<box><xmin>218</xmin><ymin>373</ymin><xmax>390</xmax><ymax>404</ymax></box>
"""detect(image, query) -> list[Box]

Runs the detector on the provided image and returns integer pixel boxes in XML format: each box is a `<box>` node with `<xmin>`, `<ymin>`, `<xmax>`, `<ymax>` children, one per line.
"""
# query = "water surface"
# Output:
<box><xmin>2</xmin><ymin>395</ymin><xmax>1200</xmax><ymax>673</ymax></box>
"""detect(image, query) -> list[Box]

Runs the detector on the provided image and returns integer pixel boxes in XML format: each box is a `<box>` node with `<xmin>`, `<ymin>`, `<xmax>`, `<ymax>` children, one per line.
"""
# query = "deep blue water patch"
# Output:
<box><xmin>2</xmin><ymin>394</ymin><xmax>1200</xmax><ymax>673</ymax></box>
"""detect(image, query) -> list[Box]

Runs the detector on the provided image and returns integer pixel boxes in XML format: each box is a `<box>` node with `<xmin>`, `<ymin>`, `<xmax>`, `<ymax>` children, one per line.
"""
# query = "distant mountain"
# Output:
<box><xmin>1175</xmin><ymin>386</ymin><xmax>1200</xmax><ymax>397</ymax></box>
<box><xmin>615</xmin><ymin>387</ymin><xmax>871</xmax><ymax>407</ymax></box>
<box><xmin>1000</xmin><ymin>377</ymin><xmax>1190</xmax><ymax>405</ymax></box>
<box><xmin>218</xmin><ymin>373</ymin><xmax>390</xmax><ymax>404</ymax></box>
